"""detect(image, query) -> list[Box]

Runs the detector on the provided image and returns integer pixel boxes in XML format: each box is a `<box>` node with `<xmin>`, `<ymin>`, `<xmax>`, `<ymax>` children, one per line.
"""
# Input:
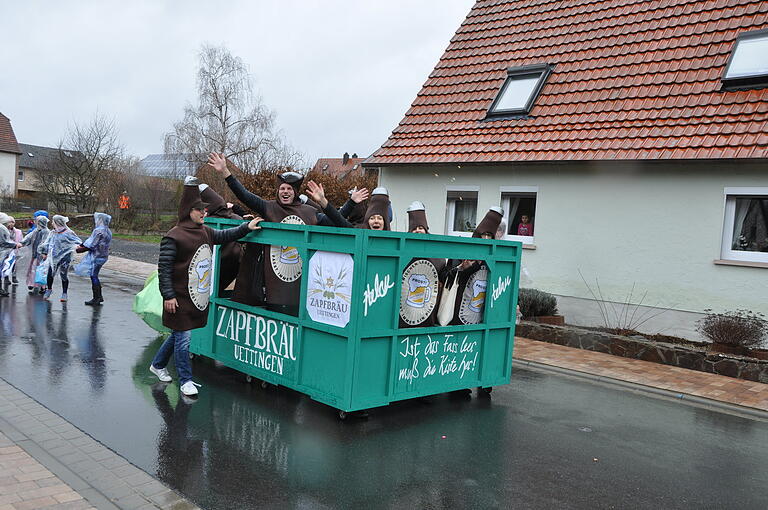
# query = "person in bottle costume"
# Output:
<box><xmin>399</xmin><ymin>201</ymin><xmax>446</xmax><ymax>328</ymax></box>
<box><xmin>208</xmin><ymin>152</ymin><xmax>348</xmax><ymax>316</ymax></box>
<box><xmin>149</xmin><ymin>176</ymin><xmax>263</xmax><ymax>396</ymax></box>
<box><xmin>198</xmin><ymin>183</ymin><xmax>243</xmax><ymax>294</ymax></box>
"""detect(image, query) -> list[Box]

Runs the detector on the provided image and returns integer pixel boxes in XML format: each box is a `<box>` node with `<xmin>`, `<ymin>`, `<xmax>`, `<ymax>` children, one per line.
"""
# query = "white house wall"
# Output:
<box><xmin>0</xmin><ymin>153</ymin><xmax>17</xmax><ymax>195</ymax></box>
<box><xmin>379</xmin><ymin>160</ymin><xmax>767</xmax><ymax>337</ymax></box>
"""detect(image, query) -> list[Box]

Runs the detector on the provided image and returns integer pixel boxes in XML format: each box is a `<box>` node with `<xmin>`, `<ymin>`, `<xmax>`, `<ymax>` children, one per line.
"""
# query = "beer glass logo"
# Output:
<box><xmin>458</xmin><ymin>267</ymin><xmax>489</xmax><ymax>325</ymax></box>
<box><xmin>279</xmin><ymin>246</ymin><xmax>299</xmax><ymax>265</ymax></box>
<box><xmin>468</xmin><ymin>279</ymin><xmax>487</xmax><ymax>312</ymax></box>
<box><xmin>187</xmin><ymin>244</ymin><xmax>213</xmax><ymax>311</ymax></box>
<box><xmin>406</xmin><ymin>274</ymin><xmax>431</xmax><ymax>309</ymax></box>
<box><xmin>270</xmin><ymin>215</ymin><xmax>305</xmax><ymax>282</ymax></box>
<box><xmin>399</xmin><ymin>259</ymin><xmax>439</xmax><ymax>326</ymax></box>
<box><xmin>195</xmin><ymin>258</ymin><xmax>212</xmax><ymax>293</ymax></box>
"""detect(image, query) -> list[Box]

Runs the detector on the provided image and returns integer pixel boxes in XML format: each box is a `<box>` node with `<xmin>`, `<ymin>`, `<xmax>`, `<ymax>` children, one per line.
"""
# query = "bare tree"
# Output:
<box><xmin>164</xmin><ymin>44</ymin><xmax>304</xmax><ymax>176</ymax></box>
<box><xmin>37</xmin><ymin>114</ymin><xmax>124</xmax><ymax>212</ymax></box>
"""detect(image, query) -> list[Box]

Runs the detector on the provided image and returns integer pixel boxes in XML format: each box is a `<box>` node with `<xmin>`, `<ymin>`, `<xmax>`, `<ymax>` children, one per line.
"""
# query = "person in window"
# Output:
<box><xmin>517</xmin><ymin>214</ymin><xmax>534</xmax><ymax>236</ymax></box>
<box><xmin>150</xmin><ymin>176</ymin><xmax>263</xmax><ymax>397</ymax></box>
<box><xmin>443</xmin><ymin>206</ymin><xmax>503</xmax><ymax>325</ymax></box>
<box><xmin>208</xmin><ymin>152</ymin><xmax>348</xmax><ymax>315</ymax></box>
<box><xmin>399</xmin><ymin>201</ymin><xmax>446</xmax><ymax>328</ymax></box>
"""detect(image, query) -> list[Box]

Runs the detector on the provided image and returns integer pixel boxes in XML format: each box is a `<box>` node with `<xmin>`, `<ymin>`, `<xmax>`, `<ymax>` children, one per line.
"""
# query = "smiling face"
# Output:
<box><xmin>368</xmin><ymin>214</ymin><xmax>385</xmax><ymax>230</ymax></box>
<box><xmin>190</xmin><ymin>208</ymin><xmax>206</xmax><ymax>225</ymax></box>
<box><xmin>278</xmin><ymin>183</ymin><xmax>296</xmax><ymax>205</ymax></box>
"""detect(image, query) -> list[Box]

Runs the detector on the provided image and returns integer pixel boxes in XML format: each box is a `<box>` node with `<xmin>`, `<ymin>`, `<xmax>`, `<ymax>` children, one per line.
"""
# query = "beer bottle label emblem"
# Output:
<box><xmin>188</xmin><ymin>244</ymin><xmax>213</xmax><ymax>311</ymax></box>
<box><xmin>399</xmin><ymin>259</ymin><xmax>439</xmax><ymax>326</ymax></box>
<box><xmin>270</xmin><ymin>215</ymin><xmax>305</xmax><ymax>282</ymax></box>
<box><xmin>458</xmin><ymin>267</ymin><xmax>488</xmax><ymax>324</ymax></box>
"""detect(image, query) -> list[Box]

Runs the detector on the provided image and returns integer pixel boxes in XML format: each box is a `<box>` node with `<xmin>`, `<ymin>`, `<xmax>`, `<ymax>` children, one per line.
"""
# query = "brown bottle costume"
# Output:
<box><xmin>399</xmin><ymin>201</ymin><xmax>446</xmax><ymax>328</ymax></box>
<box><xmin>446</xmin><ymin>207</ymin><xmax>503</xmax><ymax>326</ymax></box>
<box><xmin>161</xmin><ymin>178</ymin><xmax>252</xmax><ymax>331</ymax></box>
<box><xmin>199</xmin><ymin>184</ymin><xmax>242</xmax><ymax>293</ymax></box>
<box><xmin>228</xmin><ymin>173</ymin><xmax>321</xmax><ymax>314</ymax></box>
<box><xmin>361</xmin><ymin>187</ymin><xmax>391</xmax><ymax>230</ymax></box>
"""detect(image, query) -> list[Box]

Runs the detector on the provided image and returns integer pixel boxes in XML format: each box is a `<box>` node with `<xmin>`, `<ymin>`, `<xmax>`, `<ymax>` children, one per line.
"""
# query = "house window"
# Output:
<box><xmin>721</xmin><ymin>188</ymin><xmax>768</xmax><ymax>263</ymax></box>
<box><xmin>722</xmin><ymin>28</ymin><xmax>768</xmax><ymax>90</ymax></box>
<box><xmin>500</xmin><ymin>187</ymin><xmax>538</xmax><ymax>243</ymax></box>
<box><xmin>445</xmin><ymin>189</ymin><xmax>478</xmax><ymax>236</ymax></box>
<box><xmin>487</xmin><ymin>64</ymin><xmax>553</xmax><ymax>117</ymax></box>
<box><xmin>17</xmin><ymin>170</ymin><xmax>24</xmax><ymax>182</ymax></box>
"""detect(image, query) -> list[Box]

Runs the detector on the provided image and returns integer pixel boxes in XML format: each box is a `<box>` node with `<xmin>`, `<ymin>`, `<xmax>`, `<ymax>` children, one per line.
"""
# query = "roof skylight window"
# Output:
<box><xmin>722</xmin><ymin>28</ymin><xmax>768</xmax><ymax>90</ymax></box>
<box><xmin>487</xmin><ymin>64</ymin><xmax>552</xmax><ymax>117</ymax></box>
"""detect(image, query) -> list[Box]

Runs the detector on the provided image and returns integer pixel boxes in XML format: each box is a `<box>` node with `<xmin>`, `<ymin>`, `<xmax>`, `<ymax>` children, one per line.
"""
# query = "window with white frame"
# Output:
<box><xmin>500</xmin><ymin>187</ymin><xmax>538</xmax><ymax>243</ymax></box>
<box><xmin>17</xmin><ymin>170</ymin><xmax>24</xmax><ymax>182</ymax></box>
<box><xmin>445</xmin><ymin>189</ymin><xmax>478</xmax><ymax>236</ymax></box>
<box><xmin>721</xmin><ymin>188</ymin><xmax>768</xmax><ymax>263</ymax></box>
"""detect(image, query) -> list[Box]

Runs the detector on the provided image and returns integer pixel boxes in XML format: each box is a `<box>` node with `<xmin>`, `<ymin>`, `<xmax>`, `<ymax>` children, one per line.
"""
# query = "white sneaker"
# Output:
<box><xmin>180</xmin><ymin>381</ymin><xmax>201</xmax><ymax>396</ymax></box>
<box><xmin>149</xmin><ymin>365</ymin><xmax>172</xmax><ymax>382</ymax></box>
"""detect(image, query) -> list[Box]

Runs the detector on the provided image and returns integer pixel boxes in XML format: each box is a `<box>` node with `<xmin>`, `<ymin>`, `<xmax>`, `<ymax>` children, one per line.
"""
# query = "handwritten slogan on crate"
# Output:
<box><xmin>397</xmin><ymin>333</ymin><xmax>480</xmax><ymax>386</ymax></box>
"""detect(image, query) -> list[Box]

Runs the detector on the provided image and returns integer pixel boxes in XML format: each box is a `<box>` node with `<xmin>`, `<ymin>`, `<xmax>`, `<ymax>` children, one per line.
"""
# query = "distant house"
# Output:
<box><xmin>16</xmin><ymin>143</ymin><xmax>78</xmax><ymax>202</ymax></box>
<box><xmin>365</xmin><ymin>0</ymin><xmax>768</xmax><ymax>340</ymax></box>
<box><xmin>139</xmin><ymin>154</ymin><xmax>197</xmax><ymax>178</ymax></box>
<box><xmin>0</xmin><ymin>113</ymin><xmax>21</xmax><ymax>196</ymax></box>
<box><xmin>311</xmin><ymin>152</ymin><xmax>367</xmax><ymax>179</ymax></box>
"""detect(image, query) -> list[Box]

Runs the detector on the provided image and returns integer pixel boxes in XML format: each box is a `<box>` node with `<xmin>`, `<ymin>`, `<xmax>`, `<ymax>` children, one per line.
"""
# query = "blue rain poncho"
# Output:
<box><xmin>40</xmin><ymin>215</ymin><xmax>82</xmax><ymax>271</ymax></box>
<box><xmin>83</xmin><ymin>213</ymin><xmax>112</xmax><ymax>261</ymax></box>
<box><xmin>75</xmin><ymin>213</ymin><xmax>112</xmax><ymax>277</ymax></box>
<box><xmin>26</xmin><ymin>210</ymin><xmax>49</xmax><ymax>235</ymax></box>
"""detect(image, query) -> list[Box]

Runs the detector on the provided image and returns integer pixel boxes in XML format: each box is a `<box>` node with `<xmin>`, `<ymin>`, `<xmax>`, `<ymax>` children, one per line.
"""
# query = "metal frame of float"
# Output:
<box><xmin>191</xmin><ymin>218</ymin><xmax>521</xmax><ymax>415</ymax></box>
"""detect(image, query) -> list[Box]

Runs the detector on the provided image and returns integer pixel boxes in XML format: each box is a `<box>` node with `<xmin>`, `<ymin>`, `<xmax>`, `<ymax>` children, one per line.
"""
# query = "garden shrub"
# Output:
<box><xmin>518</xmin><ymin>288</ymin><xmax>558</xmax><ymax>318</ymax></box>
<box><xmin>696</xmin><ymin>309</ymin><xmax>768</xmax><ymax>347</ymax></box>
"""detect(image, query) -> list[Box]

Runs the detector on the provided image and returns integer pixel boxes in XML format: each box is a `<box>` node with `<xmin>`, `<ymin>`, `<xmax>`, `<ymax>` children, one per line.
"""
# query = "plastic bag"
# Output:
<box><xmin>132</xmin><ymin>271</ymin><xmax>170</xmax><ymax>334</ymax></box>
<box><xmin>437</xmin><ymin>272</ymin><xmax>459</xmax><ymax>326</ymax></box>
<box><xmin>1</xmin><ymin>253</ymin><xmax>15</xmax><ymax>279</ymax></box>
<box><xmin>35</xmin><ymin>259</ymin><xmax>49</xmax><ymax>286</ymax></box>
<box><xmin>74</xmin><ymin>252</ymin><xmax>93</xmax><ymax>277</ymax></box>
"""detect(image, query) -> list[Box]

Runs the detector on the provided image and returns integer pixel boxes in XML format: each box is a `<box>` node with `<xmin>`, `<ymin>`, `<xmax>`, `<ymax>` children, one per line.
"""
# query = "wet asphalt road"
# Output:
<box><xmin>0</xmin><ymin>276</ymin><xmax>767</xmax><ymax>509</ymax></box>
<box><xmin>108</xmin><ymin>238</ymin><xmax>160</xmax><ymax>265</ymax></box>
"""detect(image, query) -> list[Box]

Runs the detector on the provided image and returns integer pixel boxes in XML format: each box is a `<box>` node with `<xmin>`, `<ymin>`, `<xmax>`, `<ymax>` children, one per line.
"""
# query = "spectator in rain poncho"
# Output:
<box><xmin>26</xmin><ymin>210</ymin><xmax>49</xmax><ymax>235</ymax></box>
<box><xmin>21</xmin><ymin>215</ymin><xmax>50</xmax><ymax>294</ymax></box>
<box><xmin>75</xmin><ymin>212</ymin><xmax>112</xmax><ymax>306</ymax></box>
<box><xmin>0</xmin><ymin>213</ymin><xmax>21</xmax><ymax>297</ymax></box>
<box><xmin>40</xmin><ymin>215</ymin><xmax>82</xmax><ymax>302</ymax></box>
<box><xmin>3</xmin><ymin>216</ymin><xmax>23</xmax><ymax>286</ymax></box>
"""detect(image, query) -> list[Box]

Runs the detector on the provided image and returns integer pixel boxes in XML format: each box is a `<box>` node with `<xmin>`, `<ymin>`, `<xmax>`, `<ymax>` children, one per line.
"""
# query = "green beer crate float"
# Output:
<box><xmin>191</xmin><ymin>218</ymin><xmax>521</xmax><ymax>418</ymax></box>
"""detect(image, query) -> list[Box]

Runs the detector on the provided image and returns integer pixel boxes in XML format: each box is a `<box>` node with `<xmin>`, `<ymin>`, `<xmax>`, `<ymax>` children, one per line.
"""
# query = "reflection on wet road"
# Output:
<box><xmin>1</xmin><ymin>277</ymin><xmax>767</xmax><ymax>509</ymax></box>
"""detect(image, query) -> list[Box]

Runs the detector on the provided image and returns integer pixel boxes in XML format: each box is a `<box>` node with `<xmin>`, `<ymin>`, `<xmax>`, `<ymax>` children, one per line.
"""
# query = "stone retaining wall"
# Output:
<box><xmin>516</xmin><ymin>322</ymin><xmax>768</xmax><ymax>384</ymax></box>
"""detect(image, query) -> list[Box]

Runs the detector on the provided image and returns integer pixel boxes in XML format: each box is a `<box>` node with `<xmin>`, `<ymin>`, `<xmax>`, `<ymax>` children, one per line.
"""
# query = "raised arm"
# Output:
<box><xmin>207</xmin><ymin>152</ymin><xmax>268</xmax><ymax>215</ymax></box>
<box><xmin>305</xmin><ymin>180</ymin><xmax>353</xmax><ymax>228</ymax></box>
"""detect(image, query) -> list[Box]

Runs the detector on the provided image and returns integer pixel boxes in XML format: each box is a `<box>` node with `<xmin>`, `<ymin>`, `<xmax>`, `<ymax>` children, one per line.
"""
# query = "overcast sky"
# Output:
<box><xmin>1</xmin><ymin>0</ymin><xmax>474</xmax><ymax>165</ymax></box>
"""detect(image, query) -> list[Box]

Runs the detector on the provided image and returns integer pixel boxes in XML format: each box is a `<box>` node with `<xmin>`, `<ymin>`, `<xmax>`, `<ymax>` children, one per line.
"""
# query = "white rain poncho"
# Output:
<box><xmin>21</xmin><ymin>215</ymin><xmax>50</xmax><ymax>259</ymax></box>
<box><xmin>75</xmin><ymin>212</ymin><xmax>112</xmax><ymax>277</ymax></box>
<box><xmin>0</xmin><ymin>214</ymin><xmax>19</xmax><ymax>278</ymax></box>
<box><xmin>40</xmin><ymin>215</ymin><xmax>82</xmax><ymax>271</ymax></box>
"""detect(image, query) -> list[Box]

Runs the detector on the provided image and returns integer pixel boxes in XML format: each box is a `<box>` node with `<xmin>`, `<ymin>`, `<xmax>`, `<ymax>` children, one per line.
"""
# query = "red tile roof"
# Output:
<box><xmin>311</xmin><ymin>157</ymin><xmax>366</xmax><ymax>178</ymax></box>
<box><xmin>367</xmin><ymin>0</ymin><xmax>768</xmax><ymax>164</ymax></box>
<box><xmin>0</xmin><ymin>113</ymin><xmax>21</xmax><ymax>155</ymax></box>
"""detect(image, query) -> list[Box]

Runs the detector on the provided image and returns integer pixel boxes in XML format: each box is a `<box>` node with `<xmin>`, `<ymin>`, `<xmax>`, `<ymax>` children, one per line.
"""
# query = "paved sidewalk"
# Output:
<box><xmin>0</xmin><ymin>379</ymin><xmax>199</xmax><ymax>510</ymax></box>
<box><xmin>514</xmin><ymin>337</ymin><xmax>768</xmax><ymax>414</ymax></box>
